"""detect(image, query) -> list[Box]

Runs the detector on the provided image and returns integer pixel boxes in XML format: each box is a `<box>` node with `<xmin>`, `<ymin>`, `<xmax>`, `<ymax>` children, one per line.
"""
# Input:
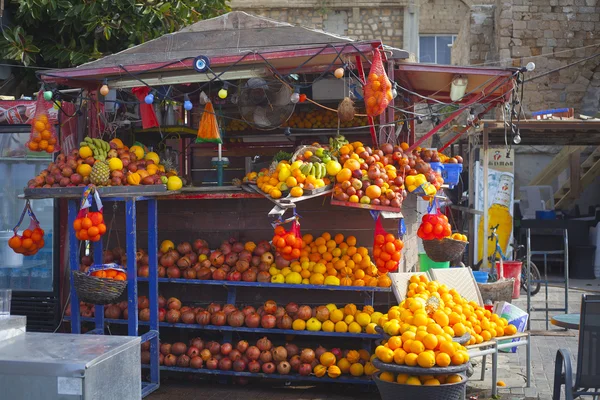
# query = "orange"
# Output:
<box><xmin>114</xmin><ymin>274</ymin><xmax>126</xmax><ymax>281</ymax></box>
<box><xmin>393</xmin><ymin>348</ymin><xmax>407</xmax><ymax>364</ymax></box>
<box><xmin>343</xmin><ymin>159</ymin><xmax>360</xmax><ymax>171</ymax></box>
<box><xmin>81</xmin><ymin>218</ymin><xmax>93</xmax><ymax>229</ymax></box>
<box><xmin>105</xmin><ymin>269</ymin><xmax>118</xmax><ymax>278</ymax></box>
<box><xmin>8</xmin><ymin>236</ymin><xmax>22</xmax><ymax>249</ymax></box>
<box><xmin>73</xmin><ymin>219</ymin><xmax>82</xmax><ymax>231</ymax></box>
<box><xmin>451</xmin><ymin>352</ymin><xmax>465</xmax><ymax>365</ymax></box>
<box><xmin>41</xmin><ymin>130</ymin><xmax>51</xmax><ymax>140</ymax></box>
<box><xmin>89</xmin><ymin>212</ymin><xmax>103</xmax><ymax>225</ymax></box>
<box><xmin>97</xmin><ymin>223</ymin><xmax>107</xmax><ymax>235</ymax></box>
<box><xmin>78</xmin><ymin>229</ymin><xmax>89</xmax><ymax>241</ymax></box>
<box><xmin>21</xmin><ymin>238</ymin><xmax>33</xmax><ymax>249</ymax></box>
<box><xmin>336</xmin><ymin>168</ymin><xmax>352</xmax><ymax>183</ymax></box>
<box><xmin>87</xmin><ymin>226</ymin><xmax>99</xmax><ymax>237</ymax></box>
<box><xmin>404</xmin><ymin>353</ymin><xmax>418</xmax><ymax>367</ymax></box>
<box><xmin>22</xmin><ymin>229</ymin><xmax>32</xmax><ymax>238</ymax></box>
<box><xmin>38</xmin><ymin>140</ymin><xmax>49</xmax><ymax>150</ymax></box>
<box><xmin>439</xmin><ymin>341</ymin><xmax>456</xmax><ymax>357</ymax></box>
<box><xmin>409</xmin><ymin>340</ymin><xmax>425</xmax><ymax>355</ymax></box>
<box><xmin>423</xmin><ymin>334</ymin><xmax>438</xmax><ymax>350</ymax></box>
<box><xmin>417</xmin><ymin>352</ymin><xmax>435</xmax><ymax>368</ymax></box>
<box><xmin>387</xmin><ymin>336</ymin><xmax>402</xmax><ymax>350</ymax></box>
<box><xmin>365</xmin><ymin>185</ymin><xmax>382</xmax><ymax>199</ymax></box>
<box><xmin>28</xmin><ymin>142</ymin><xmax>39</xmax><ymax>151</ymax></box>
<box><xmin>435</xmin><ymin>352</ymin><xmax>451</xmax><ymax>367</ymax></box>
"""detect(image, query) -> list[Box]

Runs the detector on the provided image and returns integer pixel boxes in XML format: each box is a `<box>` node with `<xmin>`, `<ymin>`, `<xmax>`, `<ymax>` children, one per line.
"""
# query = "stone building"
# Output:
<box><xmin>231</xmin><ymin>0</ymin><xmax>600</xmax><ymax>115</ymax></box>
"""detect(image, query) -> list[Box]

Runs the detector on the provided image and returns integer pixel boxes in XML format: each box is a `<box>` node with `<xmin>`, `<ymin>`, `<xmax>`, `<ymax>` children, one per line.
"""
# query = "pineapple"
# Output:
<box><xmin>90</xmin><ymin>161</ymin><xmax>110</xmax><ymax>186</ymax></box>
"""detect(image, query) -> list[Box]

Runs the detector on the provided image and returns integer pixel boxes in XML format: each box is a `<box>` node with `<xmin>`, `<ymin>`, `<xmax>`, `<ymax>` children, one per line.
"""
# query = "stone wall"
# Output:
<box><xmin>419</xmin><ymin>0</ymin><xmax>471</xmax><ymax>35</ymax></box>
<box><xmin>496</xmin><ymin>0</ymin><xmax>600</xmax><ymax>114</ymax></box>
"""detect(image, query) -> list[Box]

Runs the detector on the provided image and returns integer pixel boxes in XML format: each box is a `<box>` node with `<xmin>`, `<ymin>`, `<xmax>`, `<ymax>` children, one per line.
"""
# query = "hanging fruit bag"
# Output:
<box><xmin>271</xmin><ymin>210</ymin><xmax>302</xmax><ymax>262</ymax></box>
<box><xmin>364</xmin><ymin>49</ymin><xmax>393</xmax><ymax>117</ymax></box>
<box><xmin>8</xmin><ymin>200</ymin><xmax>45</xmax><ymax>256</ymax></box>
<box><xmin>196</xmin><ymin>101</ymin><xmax>222</xmax><ymax>144</ymax></box>
<box><xmin>72</xmin><ymin>185</ymin><xmax>106</xmax><ymax>242</ymax></box>
<box><xmin>27</xmin><ymin>90</ymin><xmax>59</xmax><ymax>153</ymax></box>
<box><xmin>418</xmin><ymin>199</ymin><xmax>467</xmax><ymax>262</ymax></box>
<box><xmin>372</xmin><ymin>211</ymin><xmax>404</xmax><ymax>273</ymax></box>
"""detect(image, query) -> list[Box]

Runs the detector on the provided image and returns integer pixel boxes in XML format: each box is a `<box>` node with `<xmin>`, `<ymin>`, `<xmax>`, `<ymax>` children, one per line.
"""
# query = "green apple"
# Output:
<box><xmin>160</xmin><ymin>176</ymin><xmax>168</xmax><ymax>184</ymax></box>
<box><xmin>360</xmin><ymin>196</ymin><xmax>371</xmax><ymax>204</ymax></box>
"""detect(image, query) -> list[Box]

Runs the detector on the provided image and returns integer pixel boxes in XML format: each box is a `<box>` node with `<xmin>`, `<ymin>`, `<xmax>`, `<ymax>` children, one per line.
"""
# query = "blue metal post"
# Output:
<box><xmin>126</xmin><ymin>199</ymin><xmax>138</xmax><ymax>336</ymax></box>
<box><xmin>68</xmin><ymin>200</ymin><xmax>81</xmax><ymax>334</ymax></box>
<box><xmin>93</xmin><ymin>238</ymin><xmax>104</xmax><ymax>332</ymax></box>
<box><xmin>147</xmin><ymin>199</ymin><xmax>160</xmax><ymax>387</ymax></box>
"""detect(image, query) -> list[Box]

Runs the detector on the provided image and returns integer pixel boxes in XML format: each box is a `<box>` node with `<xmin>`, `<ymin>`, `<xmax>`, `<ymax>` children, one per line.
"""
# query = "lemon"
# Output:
<box><xmin>285</xmin><ymin>271</ymin><xmax>302</xmax><ymax>284</ymax></box>
<box><xmin>269</xmin><ymin>266</ymin><xmax>279</xmax><ymax>276</ymax></box>
<box><xmin>130</xmin><ymin>145</ymin><xmax>144</xmax><ymax>160</ymax></box>
<box><xmin>326</xmin><ymin>160</ymin><xmax>342</xmax><ymax>176</ymax></box>
<box><xmin>270</xmin><ymin>189</ymin><xmax>282</xmax><ymax>199</ymax></box>
<box><xmin>370</xmin><ymin>312</ymin><xmax>383</xmax><ymax>324</ymax></box>
<box><xmin>356</xmin><ymin>312</ymin><xmax>371</xmax><ymax>327</ymax></box>
<box><xmin>79</xmin><ymin>146</ymin><xmax>93</xmax><ymax>159</ymax></box>
<box><xmin>309</xmin><ymin>273</ymin><xmax>325</xmax><ymax>285</ymax></box>
<box><xmin>166</xmin><ymin>176</ymin><xmax>183</xmax><ymax>191</ymax></box>
<box><xmin>325</xmin><ymin>303</ymin><xmax>337</xmax><ymax>312</ymax></box>
<box><xmin>290</xmin><ymin>187</ymin><xmax>304</xmax><ymax>197</ymax></box>
<box><xmin>271</xmin><ymin>273</ymin><xmax>285</xmax><ymax>283</ymax></box>
<box><xmin>329</xmin><ymin>309</ymin><xmax>344</xmax><ymax>323</ymax></box>
<box><xmin>306</xmin><ymin>317</ymin><xmax>322</xmax><ymax>331</ymax></box>
<box><xmin>77</xmin><ymin>163</ymin><xmax>92</xmax><ymax>177</ymax></box>
<box><xmin>314</xmin><ymin>263</ymin><xmax>327</xmax><ymax>274</ymax></box>
<box><xmin>348</xmin><ymin>321</ymin><xmax>362</xmax><ymax>333</ymax></box>
<box><xmin>334</xmin><ymin>321</ymin><xmax>348</xmax><ymax>333</ymax></box>
<box><xmin>144</xmin><ymin>151</ymin><xmax>160</xmax><ymax>164</ymax></box>
<box><xmin>108</xmin><ymin>157</ymin><xmax>123</xmax><ymax>171</ymax></box>
<box><xmin>160</xmin><ymin>240</ymin><xmax>175</xmax><ymax>253</ymax></box>
<box><xmin>324</xmin><ymin>276</ymin><xmax>340</xmax><ymax>286</ymax></box>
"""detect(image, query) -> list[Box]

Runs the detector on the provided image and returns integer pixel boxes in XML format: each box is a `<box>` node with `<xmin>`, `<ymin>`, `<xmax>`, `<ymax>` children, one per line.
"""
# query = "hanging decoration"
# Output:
<box><xmin>195</xmin><ymin>101</ymin><xmax>222</xmax><ymax>144</ymax></box>
<box><xmin>131</xmin><ymin>87</ymin><xmax>159</xmax><ymax>129</ymax></box>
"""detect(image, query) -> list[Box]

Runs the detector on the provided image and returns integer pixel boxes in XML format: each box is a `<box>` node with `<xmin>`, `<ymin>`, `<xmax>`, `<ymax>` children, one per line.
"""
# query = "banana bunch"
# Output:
<box><xmin>81</xmin><ymin>137</ymin><xmax>110</xmax><ymax>161</ymax></box>
<box><xmin>300</xmin><ymin>162</ymin><xmax>326</xmax><ymax>179</ymax></box>
<box><xmin>328</xmin><ymin>135</ymin><xmax>349</xmax><ymax>156</ymax></box>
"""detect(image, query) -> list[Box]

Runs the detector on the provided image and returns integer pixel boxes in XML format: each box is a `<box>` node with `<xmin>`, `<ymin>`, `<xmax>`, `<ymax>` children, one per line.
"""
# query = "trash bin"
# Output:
<box><xmin>497</xmin><ymin>261</ymin><xmax>522</xmax><ymax>299</ymax></box>
<box><xmin>569</xmin><ymin>245</ymin><xmax>596</xmax><ymax>279</ymax></box>
<box><xmin>419</xmin><ymin>253</ymin><xmax>450</xmax><ymax>272</ymax></box>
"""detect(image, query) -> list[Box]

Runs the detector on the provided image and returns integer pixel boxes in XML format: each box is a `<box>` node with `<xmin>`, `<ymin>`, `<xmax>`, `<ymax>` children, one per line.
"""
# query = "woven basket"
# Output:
<box><xmin>73</xmin><ymin>271</ymin><xmax>127</xmax><ymax>305</ymax></box>
<box><xmin>290</xmin><ymin>145</ymin><xmax>338</xmax><ymax>163</ymax></box>
<box><xmin>477</xmin><ymin>279</ymin><xmax>514</xmax><ymax>304</ymax></box>
<box><xmin>373</xmin><ymin>372</ymin><xmax>467</xmax><ymax>400</ymax></box>
<box><xmin>422</xmin><ymin>238</ymin><xmax>468</xmax><ymax>262</ymax></box>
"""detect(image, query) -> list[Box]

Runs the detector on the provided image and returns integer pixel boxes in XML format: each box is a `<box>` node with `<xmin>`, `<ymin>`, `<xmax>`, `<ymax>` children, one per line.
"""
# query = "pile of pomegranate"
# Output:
<box><xmin>146</xmin><ymin>336</ymin><xmax>372</xmax><ymax>379</ymax></box>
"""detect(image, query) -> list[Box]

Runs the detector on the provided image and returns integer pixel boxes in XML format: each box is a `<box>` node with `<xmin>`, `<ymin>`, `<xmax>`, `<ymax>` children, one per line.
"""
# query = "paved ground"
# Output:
<box><xmin>147</xmin><ymin>280</ymin><xmax>598</xmax><ymax>400</ymax></box>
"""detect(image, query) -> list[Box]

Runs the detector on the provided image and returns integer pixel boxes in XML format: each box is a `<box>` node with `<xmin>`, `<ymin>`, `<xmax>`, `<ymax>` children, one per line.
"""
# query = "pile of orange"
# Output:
<box><xmin>91</xmin><ymin>268</ymin><xmax>126</xmax><ymax>280</ymax></box>
<box><xmin>373</xmin><ymin>233</ymin><xmax>404</xmax><ymax>273</ymax></box>
<box><xmin>377</xmin><ymin>275</ymin><xmax>518</xmax><ymax>347</ymax></box>
<box><xmin>8</xmin><ymin>227</ymin><xmax>45</xmax><ymax>256</ymax></box>
<box><xmin>378</xmin><ymin>371</ymin><xmax>463</xmax><ymax>386</ymax></box>
<box><xmin>73</xmin><ymin>212</ymin><xmax>106</xmax><ymax>242</ymax></box>
<box><xmin>28</xmin><ymin>114</ymin><xmax>57</xmax><ymax>153</ymax></box>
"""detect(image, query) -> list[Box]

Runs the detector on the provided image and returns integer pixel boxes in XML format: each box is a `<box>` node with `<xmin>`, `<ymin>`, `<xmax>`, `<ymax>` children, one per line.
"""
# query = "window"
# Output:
<box><xmin>419</xmin><ymin>35</ymin><xmax>457</xmax><ymax>65</ymax></box>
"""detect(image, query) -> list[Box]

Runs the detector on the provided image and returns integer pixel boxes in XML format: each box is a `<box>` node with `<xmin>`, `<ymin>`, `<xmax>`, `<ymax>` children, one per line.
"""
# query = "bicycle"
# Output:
<box><xmin>474</xmin><ymin>225</ymin><xmax>541</xmax><ymax>296</ymax></box>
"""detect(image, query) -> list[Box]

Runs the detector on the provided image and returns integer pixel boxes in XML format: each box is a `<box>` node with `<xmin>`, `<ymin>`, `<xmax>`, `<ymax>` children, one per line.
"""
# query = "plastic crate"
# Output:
<box><xmin>442</xmin><ymin>163</ymin><xmax>463</xmax><ymax>187</ymax></box>
<box><xmin>429</xmin><ymin>162</ymin><xmax>444</xmax><ymax>174</ymax></box>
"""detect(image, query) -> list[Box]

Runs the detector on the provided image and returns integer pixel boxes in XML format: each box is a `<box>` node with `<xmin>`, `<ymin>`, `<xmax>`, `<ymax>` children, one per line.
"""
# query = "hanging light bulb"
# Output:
<box><xmin>334</xmin><ymin>67</ymin><xmax>345</xmax><ymax>79</ymax></box>
<box><xmin>43</xmin><ymin>90</ymin><xmax>53</xmax><ymax>101</ymax></box>
<box><xmin>144</xmin><ymin>91</ymin><xmax>155</xmax><ymax>104</ymax></box>
<box><xmin>183</xmin><ymin>94</ymin><xmax>193</xmax><ymax>111</ymax></box>
<box><xmin>218</xmin><ymin>83</ymin><xmax>229</xmax><ymax>99</ymax></box>
<box><xmin>513</xmin><ymin>131</ymin><xmax>522</xmax><ymax>144</ymax></box>
<box><xmin>100</xmin><ymin>79</ymin><xmax>110</xmax><ymax>96</ymax></box>
<box><xmin>199</xmin><ymin>91</ymin><xmax>209</xmax><ymax>105</ymax></box>
<box><xmin>290</xmin><ymin>87</ymin><xmax>300</xmax><ymax>104</ymax></box>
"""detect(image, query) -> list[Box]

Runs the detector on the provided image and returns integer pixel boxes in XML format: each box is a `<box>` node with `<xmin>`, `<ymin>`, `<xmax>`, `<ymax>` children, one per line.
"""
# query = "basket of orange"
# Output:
<box><xmin>73</xmin><ymin>263</ymin><xmax>127</xmax><ymax>304</ymax></box>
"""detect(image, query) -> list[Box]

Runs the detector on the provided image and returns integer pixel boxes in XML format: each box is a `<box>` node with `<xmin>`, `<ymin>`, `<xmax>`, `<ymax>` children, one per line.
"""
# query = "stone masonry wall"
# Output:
<box><xmin>496</xmin><ymin>0</ymin><xmax>600</xmax><ymax>114</ymax></box>
<box><xmin>419</xmin><ymin>0</ymin><xmax>471</xmax><ymax>35</ymax></box>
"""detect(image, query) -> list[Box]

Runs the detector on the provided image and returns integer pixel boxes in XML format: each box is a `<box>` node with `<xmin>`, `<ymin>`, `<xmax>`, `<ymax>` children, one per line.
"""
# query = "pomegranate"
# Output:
<box><xmin>159</xmin><ymin>353</ymin><xmax>164</xmax><ymax>365</ymax></box>
<box><xmin>138</xmin><ymin>296</ymin><xmax>149</xmax><ymax>309</ymax></box>
<box><xmin>222</xmin><ymin>304</ymin><xmax>237</xmax><ymax>315</ymax></box>
<box><xmin>207</xmin><ymin>341</ymin><xmax>221</xmax><ymax>355</ymax></box>
<box><xmin>261</xmin><ymin>314</ymin><xmax>276</xmax><ymax>329</ymax></box>
<box><xmin>247</xmin><ymin>360</ymin><xmax>261</xmax><ymax>373</ymax></box>
<box><xmin>200</xmin><ymin>349</ymin><xmax>211</xmax><ymax>361</ymax></box>
<box><xmin>241</xmin><ymin>306</ymin><xmax>256</xmax><ymax>316</ymax></box>
<box><xmin>186</xmin><ymin>346</ymin><xmax>200</xmax><ymax>358</ymax></box>
<box><xmin>177</xmin><ymin>354</ymin><xmax>191</xmax><ymax>368</ymax></box>
<box><xmin>285</xmin><ymin>343</ymin><xmax>299</xmax><ymax>358</ymax></box>
<box><xmin>181</xmin><ymin>310</ymin><xmax>195</xmax><ymax>324</ymax></box>
<box><xmin>137</xmin><ymin>265</ymin><xmax>149</xmax><ymax>278</ymax></box>
<box><xmin>207</xmin><ymin>303</ymin><xmax>221</xmax><ymax>314</ymax></box>
<box><xmin>238</xmin><ymin>250</ymin><xmax>252</xmax><ymax>262</ymax></box>
<box><xmin>225</xmin><ymin>253</ymin><xmax>238</xmax><ymax>267</ymax></box>
<box><xmin>233</xmin><ymin>359</ymin><xmax>246</xmax><ymax>372</ymax></box>
<box><xmin>315</xmin><ymin>306</ymin><xmax>330</xmax><ymax>322</ymax></box>
<box><xmin>244</xmin><ymin>312</ymin><xmax>260</xmax><ymax>328</ymax></box>
<box><xmin>262</xmin><ymin>362</ymin><xmax>275</xmax><ymax>374</ymax></box>
<box><xmin>220</xmin><ymin>342</ymin><xmax>232</xmax><ymax>356</ymax></box>
<box><xmin>241</xmin><ymin>269</ymin><xmax>256</xmax><ymax>282</ymax></box>
<box><xmin>158</xmin><ymin>308</ymin><xmax>166</xmax><ymax>322</ymax></box>
<box><xmin>218</xmin><ymin>357</ymin><xmax>232</xmax><ymax>371</ymax></box>
<box><xmin>246</xmin><ymin>346</ymin><xmax>260</xmax><ymax>361</ymax></box>
<box><xmin>104</xmin><ymin>304</ymin><xmax>121</xmax><ymax>319</ymax></box>
<box><xmin>171</xmin><ymin>342</ymin><xmax>187</xmax><ymax>356</ymax></box>
<box><xmin>285</xmin><ymin>302</ymin><xmax>299</xmax><ymax>317</ymax></box>
<box><xmin>228</xmin><ymin>349</ymin><xmax>241</xmax><ymax>361</ymax></box>
<box><xmin>227</xmin><ymin>310</ymin><xmax>245</xmax><ymax>327</ymax></box>
<box><xmin>263</xmin><ymin>300</ymin><xmax>277</xmax><ymax>315</ymax></box>
<box><xmin>164</xmin><ymin>354</ymin><xmax>177</xmax><ymax>366</ymax></box>
<box><xmin>236</xmin><ymin>340</ymin><xmax>249</xmax><ymax>353</ymax></box>
<box><xmin>190</xmin><ymin>337</ymin><xmax>204</xmax><ymax>350</ymax></box>
<box><xmin>139</xmin><ymin>308</ymin><xmax>150</xmax><ymax>321</ymax></box>
<box><xmin>206</xmin><ymin>358</ymin><xmax>218</xmax><ymax>370</ymax></box>
<box><xmin>180</xmin><ymin>306</ymin><xmax>192</xmax><ymax>314</ymax></box>
<box><xmin>195</xmin><ymin>311</ymin><xmax>211</xmax><ymax>325</ymax></box>
<box><xmin>158</xmin><ymin>266</ymin><xmax>166</xmax><ymax>278</ymax></box>
<box><xmin>259</xmin><ymin>350</ymin><xmax>272</xmax><ymax>363</ymax></box>
<box><xmin>299</xmin><ymin>363</ymin><xmax>312</xmax><ymax>376</ymax></box>
<box><xmin>315</xmin><ymin>346</ymin><xmax>327</xmax><ymax>359</ymax></box>
<box><xmin>256</xmin><ymin>271</ymin><xmax>270</xmax><ymax>282</ymax></box>
<box><xmin>277</xmin><ymin>361</ymin><xmax>291</xmax><ymax>375</ymax></box>
<box><xmin>257</xmin><ymin>337</ymin><xmax>272</xmax><ymax>352</ymax></box>
<box><xmin>177</xmin><ymin>242</ymin><xmax>192</xmax><ymax>254</ymax></box>
<box><xmin>212</xmin><ymin>268</ymin><xmax>226</xmax><ymax>280</ymax></box>
<box><xmin>167</xmin><ymin>297</ymin><xmax>182</xmax><ymax>310</ymax></box>
<box><xmin>251</xmin><ymin>255</ymin><xmax>261</xmax><ymax>267</ymax></box>
<box><xmin>331</xmin><ymin>348</ymin><xmax>342</xmax><ymax>359</ymax></box>
<box><xmin>211</xmin><ymin>311</ymin><xmax>226</xmax><ymax>326</ymax></box>
<box><xmin>289</xmin><ymin>355</ymin><xmax>301</xmax><ymax>372</ymax></box>
<box><xmin>300</xmin><ymin>348</ymin><xmax>315</xmax><ymax>364</ymax></box>
<box><xmin>167</xmin><ymin>266</ymin><xmax>181</xmax><ymax>278</ymax></box>
<box><xmin>276</xmin><ymin>314</ymin><xmax>293</xmax><ymax>330</ymax></box>
<box><xmin>141</xmin><ymin>341</ymin><xmax>150</xmax><ymax>352</ymax></box>
<box><xmin>296</xmin><ymin>305</ymin><xmax>312</xmax><ymax>321</ymax></box>
<box><xmin>183</xmin><ymin>268</ymin><xmax>196</xmax><ymax>279</ymax></box>
<box><xmin>226</xmin><ymin>270</ymin><xmax>241</xmax><ymax>281</ymax></box>
<box><xmin>193</xmin><ymin>239</ymin><xmax>208</xmax><ymax>252</ymax></box>
<box><xmin>272</xmin><ymin>346</ymin><xmax>288</xmax><ymax>363</ymax></box>
<box><xmin>190</xmin><ymin>356</ymin><xmax>203</xmax><ymax>369</ymax></box>
<box><xmin>166</xmin><ymin>309</ymin><xmax>181</xmax><ymax>323</ymax></box>
<box><xmin>196</xmin><ymin>267</ymin><xmax>212</xmax><ymax>280</ymax></box>
<box><xmin>160</xmin><ymin>343</ymin><xmax>172</xmax><ymax>356</ymax></box>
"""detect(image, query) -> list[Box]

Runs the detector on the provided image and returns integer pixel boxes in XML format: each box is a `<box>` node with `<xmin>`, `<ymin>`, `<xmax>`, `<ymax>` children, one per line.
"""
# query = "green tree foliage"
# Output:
<box><xmin>0</xmin><ymin>0</ymin><xmax>229</xmax><ymax>68</ymax></box>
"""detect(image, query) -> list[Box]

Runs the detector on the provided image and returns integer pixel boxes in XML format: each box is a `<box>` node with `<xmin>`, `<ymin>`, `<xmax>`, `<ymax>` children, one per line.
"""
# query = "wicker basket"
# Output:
<box><xmin>73</xmin><ymin>271</ymin><xmax>127</xmax><ymax>305</ymax></box>
<box><xmin>422</xmin><ymin>238</ymin><xmax>468</xmax><ymax>262</ymax></box>
<box><xmin>290</xmin><ymin>145</ymin><xmax>338</xmax><ymax>163</ymax></box>
<box><xmin>477</xmin><ymin>279</ymin><xmax>514</xmax><ymax>304</ymax></box>
<box><xmin>373</xmin><ymin>372</ymin><xmax>467</xmax><ymax>400</ymax></box>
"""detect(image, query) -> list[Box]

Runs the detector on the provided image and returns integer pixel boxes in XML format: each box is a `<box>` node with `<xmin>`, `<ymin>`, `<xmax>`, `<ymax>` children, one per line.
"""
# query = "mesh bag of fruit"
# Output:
<box><xmin>363</xmin><ymin>49</ymin><xmax>393</xmax><ymax>117</ymax></box>
<box><xmin>72</xmin><ymin>185</ymin><xmax>106</xmax><ymax>242</ymax></box>
<box><xmin>372</xmin><ymin>212</ymin><xmax>404</xmax><ymax>273</ymax></box>
<box><xmin>27</xmin><ymin>91</ymin><xmax>59</xmax><ymax>153</ymax></box>
<box><xmin>271</xmin><ymin>210</ymin><xmax>302</xmax><ymax>261</ymax></box>
<box><xmin>417</xmin><ymin>199</ymin><xmax>452</xmax><ymax>241</ymax></box>
<box><xmin>8</xmin><ymin>200</ymin><xmax>45</xmax><ymax>256</ymax></box>
<box><xmin>87</xmin><ymin>263</ymin><xmax>126</xmax><ymax>280</ymax></box>
<box><xmin>196</xmin><ymin>101</ymin><xmax>222</xmax><ymax>144</ymax></box>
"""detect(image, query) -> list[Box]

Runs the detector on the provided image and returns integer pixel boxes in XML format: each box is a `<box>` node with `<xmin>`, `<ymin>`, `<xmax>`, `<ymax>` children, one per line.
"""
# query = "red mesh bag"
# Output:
<box><xmin>73</xmin><ymin>185</ymin><xmax>106</xmax><ymax>242</ymax></box>
<box><xmin>417</xmin><ymin>199</ymin><xmax>452</xmax><ymax>241</ymax></box>
<box><xmin>8</xmin><ymin>200</ymin><xmax>45</xmax><ymax>256</ymax></box>
<box><xmin>27</xmin><ymin>90</ymin><xmax>59</xmax><ymax>153</ymax></box>
<box><xmin>272</xmin><ymin>211</ymin><xmax>302</xmax><ymax>261</ymax></box>
<box><xmin>364</xmin><ymin>49</ymin><xmax>393</xmax><ymax>117</ymax></box>
<box><xmin>372</xmin><ymin>214</ymin><xmax>404</xmax><ymax>273</ymax></box>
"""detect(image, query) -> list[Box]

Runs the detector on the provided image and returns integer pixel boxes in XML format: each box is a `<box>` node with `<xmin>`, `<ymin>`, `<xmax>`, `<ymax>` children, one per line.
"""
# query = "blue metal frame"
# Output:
<box><xmin>67</xmin><ymin>197</ymin><xmax>160</xmax><ymax>398</ymax></box>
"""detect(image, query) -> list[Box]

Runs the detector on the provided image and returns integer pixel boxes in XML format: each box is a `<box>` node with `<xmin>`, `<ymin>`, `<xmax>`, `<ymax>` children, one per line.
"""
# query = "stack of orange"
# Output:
<box><xmin>377</xmin><ymin>275</ymin><xmax>518</xmax><ymax>347</ymax></box>
<box><xmin>91</xmin><ymin>268</ymin><xmax>126</xmax><ymax>280</ymax></box>
<box><xmin>28</xmin><ymin>114</ymin><xmax>57</xmax><ymax>153</ymax></box>
<box><xmin>8</xmin><ymin>227</ymin><xmax>45</xmax><ymax>256</ymax></box>
<box><xmin>73</xmin><ymin>212</ymin><xmax>106</xmax><ymax>242</ymax></box>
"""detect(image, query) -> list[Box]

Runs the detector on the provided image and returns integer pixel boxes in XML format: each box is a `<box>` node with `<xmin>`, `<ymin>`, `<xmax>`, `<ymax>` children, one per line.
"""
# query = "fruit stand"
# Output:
<box><xmin>14</xmin><ymin>10</ymin><xmax>524</xmax><ymax>399</ymax></box>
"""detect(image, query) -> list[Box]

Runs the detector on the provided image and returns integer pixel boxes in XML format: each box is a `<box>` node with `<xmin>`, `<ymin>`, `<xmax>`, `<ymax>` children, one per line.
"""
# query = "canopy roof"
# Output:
<box><xmin>40</xmin><ymin>11</ymin><xmax>407</xmax><ymax>88</ymax></box>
